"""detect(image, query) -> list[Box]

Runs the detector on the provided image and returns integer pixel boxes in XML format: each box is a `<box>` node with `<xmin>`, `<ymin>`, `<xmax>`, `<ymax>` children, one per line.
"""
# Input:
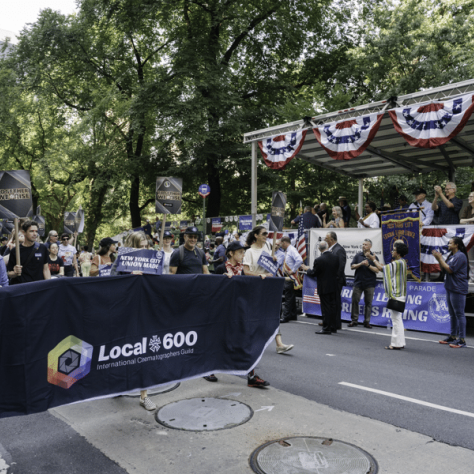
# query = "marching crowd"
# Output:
<box><xmin>0</xmin><ymin>179</ymin><xmax>471</xmax><ymax>410</ymax></box>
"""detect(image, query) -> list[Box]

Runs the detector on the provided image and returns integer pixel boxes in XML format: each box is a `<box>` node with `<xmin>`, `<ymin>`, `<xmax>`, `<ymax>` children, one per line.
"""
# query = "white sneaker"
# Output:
<box><xmin>276</xmin><ymin>343</ymin><xmax>294</xmax><ymax>354</ymax></box>
<box><xmin>140</xmin><ymin>396</ymin><xmax>156</xmax><ymax>411</ymax></box>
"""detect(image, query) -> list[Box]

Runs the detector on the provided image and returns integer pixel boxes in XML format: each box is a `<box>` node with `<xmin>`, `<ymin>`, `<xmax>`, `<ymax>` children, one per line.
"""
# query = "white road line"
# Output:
<box><xmin>326</xmin><ymin>354</ymin><xmax>336</xmax><ymax>357</ymax></box>
<box><xmin>339</xmin><ymin>382</ymin><xmax>474</xmax><ymax>419</ymax></box>
<box><xmin>295</xmin><ymin>320</ymin><xmax>473</xmax><ymax>348</ymax></box>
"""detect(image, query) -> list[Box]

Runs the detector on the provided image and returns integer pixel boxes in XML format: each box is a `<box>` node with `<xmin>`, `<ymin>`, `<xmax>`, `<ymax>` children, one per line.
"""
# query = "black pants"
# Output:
<box><xmin>64</xmin><ymin>266</ymin><xmax>74</xmax><ymax>277</ymax></box>
<box><xmin>335</xmin><ymin>282</ymin><xmax>343</xmax><ymax>329</ymax></box>
<box><xmin>320</xmin><ymin>292</ymin><xmax>337</xmax><ymax>331</ymax></box>
<box><xmin>282</xmin><ymin>280</ymin><xmax>297</xmax><ymax>320</ymax></box>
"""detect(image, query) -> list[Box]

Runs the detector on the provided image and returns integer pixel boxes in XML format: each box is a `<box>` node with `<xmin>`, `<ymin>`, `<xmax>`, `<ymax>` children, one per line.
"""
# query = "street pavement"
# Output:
<box><xmin>1</xmin><ymin>316</ymin><xmax>473</xmax><ymax>474</ymax></box>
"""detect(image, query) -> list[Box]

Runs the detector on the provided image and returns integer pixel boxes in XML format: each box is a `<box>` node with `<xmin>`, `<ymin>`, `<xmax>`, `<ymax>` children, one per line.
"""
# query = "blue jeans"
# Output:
<box><xmin>446</xmin><ymin>289</ymin><xmax>466</xmax><ymax>339</ymax></box>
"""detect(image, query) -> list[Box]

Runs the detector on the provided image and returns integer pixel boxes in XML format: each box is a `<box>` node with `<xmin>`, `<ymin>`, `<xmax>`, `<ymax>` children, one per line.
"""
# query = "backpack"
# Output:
<box><xmin>177</xmin><ymin>244</ymin><xmax>205</xmax><ymax>269</ymax></box>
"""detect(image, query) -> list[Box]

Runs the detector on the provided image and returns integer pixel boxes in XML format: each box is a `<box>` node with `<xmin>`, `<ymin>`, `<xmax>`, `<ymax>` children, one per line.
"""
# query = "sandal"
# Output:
<box><xmin>384</xmin><ymin>345</ymin><xmax>404</xmax><ymax>350</ymax></box>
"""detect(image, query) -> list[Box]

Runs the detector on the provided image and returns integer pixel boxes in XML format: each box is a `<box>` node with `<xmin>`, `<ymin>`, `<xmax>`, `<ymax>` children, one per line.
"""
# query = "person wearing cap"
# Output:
<box><xmin>214</xmin><ymin>240</ymin><xmax>270</xmax><ymax>388</ymax></box>
<box><xmin>58</xmin><ymin>233</ymin><xmax>79</xmax><ymax>277</ymax></box>
<box><xmin>432</xmin><ymin>182</ymin><xmax>463</xmax><ymax>225</ymax></box>
<box><xmin>161</xmin><ymin>230</ymin><xmax>174</xmax><ymax>274</ymax></box>
<box><xmin>338</xmin><ymin>197</ymin><xmax>351</xmax><ymax>227</ymax></box>
<box><xmin>90</xmin><ymin>237</ymin><xmax>117</xmax><ymax>276</ymax></box>
<box><xmin>169</xmin><ymin>227</ymin><xmax>209</xmax><ymax>275</ymax></box>
<box><xmin>408</xmin><ymin>188</ymin><xmax>434</xmax><ymax>226</ymax></box>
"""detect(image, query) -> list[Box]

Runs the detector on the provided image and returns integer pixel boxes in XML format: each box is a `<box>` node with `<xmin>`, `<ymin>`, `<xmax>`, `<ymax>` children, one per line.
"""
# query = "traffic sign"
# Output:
<box><xmin>199</xmin><ymin>184</ymin><xmax>210</xmax><ymax>198</ymax></box>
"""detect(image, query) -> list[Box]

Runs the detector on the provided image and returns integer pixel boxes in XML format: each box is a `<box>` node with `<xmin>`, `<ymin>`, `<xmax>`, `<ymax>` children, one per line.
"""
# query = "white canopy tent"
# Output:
<box><xmin>243</xmin><ymin>79</ymin><xmax>474</xmax><ymax>227</ymax></box>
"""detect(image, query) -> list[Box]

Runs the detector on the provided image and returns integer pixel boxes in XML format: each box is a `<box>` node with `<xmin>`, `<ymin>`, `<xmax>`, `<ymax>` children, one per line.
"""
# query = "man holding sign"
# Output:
<box><xmin>7</xmin><ymin>221</ymin><xmax>51</xmax><ymax>284</ymax></box>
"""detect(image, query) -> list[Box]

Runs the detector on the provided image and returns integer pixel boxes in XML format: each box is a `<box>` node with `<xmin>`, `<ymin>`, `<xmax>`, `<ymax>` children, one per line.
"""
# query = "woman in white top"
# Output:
<box><xmin>161</xmin><ymin>231</ymin><xmax>174</xmax><ymax>275</ymax></box>
<box><xmin>243</xmin><ymin>226</ymin><xmax>294</xmax><ymax>354</ymax></box>
<box><xmin>323</xmin><ymin>206</ymin><xmax>344</xmax><ymax>228</ymax></box>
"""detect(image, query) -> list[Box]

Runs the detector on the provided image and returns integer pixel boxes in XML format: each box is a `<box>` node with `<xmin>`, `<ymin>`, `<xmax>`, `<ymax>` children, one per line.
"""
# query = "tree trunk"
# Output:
<box><xmin>130</xmin><ymin>174</ymin><xmax>141</xmax><ymax>228</ymax></box>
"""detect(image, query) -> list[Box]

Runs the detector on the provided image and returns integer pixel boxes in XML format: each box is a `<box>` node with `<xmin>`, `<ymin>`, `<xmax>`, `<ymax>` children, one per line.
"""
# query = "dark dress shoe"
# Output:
<box><xmin>280</xmin><ymin>317</ymin><xmax>291</xmax><ymax>323</ymax></box>
<box><xmin>364</xmin><ymin>323</ymin><xmax>373</xmax><ymax>329</ymax></box>
<box><xmin>315</xmin><ymin>330</ymin><xmax>332</xmax><ymax>335</ymax></box>
<box><xmin>347</xmin><ymin>322</ymin><xmax>358</xmax><ymax>327</ymax></box>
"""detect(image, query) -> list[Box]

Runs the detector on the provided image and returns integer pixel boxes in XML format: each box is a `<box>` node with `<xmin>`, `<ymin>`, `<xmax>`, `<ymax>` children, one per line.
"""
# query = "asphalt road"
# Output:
<box><xmin>257</xmin><ymin>316</ymin><xmax>474</xmax><ymax>450</ymax></box>
<box><xmin>1</xmin><ymin>316</ymin><xmax>473</xmax><ymax>474</ymax></box>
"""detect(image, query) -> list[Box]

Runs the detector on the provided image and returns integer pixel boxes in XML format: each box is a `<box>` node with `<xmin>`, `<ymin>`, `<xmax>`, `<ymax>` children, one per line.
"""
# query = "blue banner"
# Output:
<box><xmin>98</xmin><ymin>265</ymin><xmax>112</xmax><ymax>277</ymax></box>
<box><xmin>381</xmin><ymin>211</ymin><xmax>421</xmax><ymax>280</ymax></box>
<box><xmin>239</xmin><ymin>215</ymin><xmax>252</xmax><ymax>231</ymax></box>
<box><xmin>114</xmin><ymin>248</ymin><xmax>164</xmax><ymax>275</ymax></box>
<box><xmin>212</xmin><ymin>217</ymin><xmax>222</xmax><ymax>232</ymax></box>
<box><xmin>303</xmin><ymin>276</ymin><xmax>450</xmax><ymax>334</ymax></box>
<box><xmin>0</xmin><ymin>275</ymin><xmax>284</xmax><ymax>418</ymax></box>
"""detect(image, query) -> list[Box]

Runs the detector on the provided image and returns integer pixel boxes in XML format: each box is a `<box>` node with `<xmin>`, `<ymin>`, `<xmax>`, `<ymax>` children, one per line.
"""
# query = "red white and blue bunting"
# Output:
<box><xmin>389</xmin><ymin>93</ymin><xmax>474</xmax><ymax>148</ymax></box>
<box><xmin>258</xmin><ymin>130</ymin><xmax>307</xmax><ymax>170</ymax></box>
<box><xmin>312</xmin><ymin>113</ymin><xmax>384</xmax><ymax>161</ymax></box>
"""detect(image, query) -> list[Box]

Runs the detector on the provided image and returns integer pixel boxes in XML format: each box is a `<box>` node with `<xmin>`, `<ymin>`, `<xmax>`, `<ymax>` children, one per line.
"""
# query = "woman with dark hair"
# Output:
<box><xmin>47</xmin><ymin>242</ymin><xmax>64</xmax><ymax>277</ymax></box>
<box><xmin>368</xmin><ymin>240</ymin><xmax>408</xmax><ymax>350</ymax></box>
<box><xmin>243</xmin><ymin>226</ymin><xmax>294</xmax><ymax>354</ymax></box>
<box><xmin>433</xmin><ymin>237</ymin><xmax>469</xmax><ymax>348</ymax></box>
<box><xmin>90</xmin><ymin>238</ymin><xmax>117</xmax><ymax>276</ymax></box>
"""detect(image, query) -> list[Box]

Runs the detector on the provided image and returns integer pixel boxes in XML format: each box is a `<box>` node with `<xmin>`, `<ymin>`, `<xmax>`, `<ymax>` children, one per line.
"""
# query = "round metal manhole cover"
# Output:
<box><xmin>124</xmin><ymin>383</ymin><xmax>180</xmax><ymax>398</ymax></box>
<box><xmin>250</xmin><ymin>437</ymin><xmax>378</xmax><ymax>474</ymax></box>
<box><xmin>155</xmin><ymin>397</ymin><xmax>253</xmax><ymax>431</ymax></box>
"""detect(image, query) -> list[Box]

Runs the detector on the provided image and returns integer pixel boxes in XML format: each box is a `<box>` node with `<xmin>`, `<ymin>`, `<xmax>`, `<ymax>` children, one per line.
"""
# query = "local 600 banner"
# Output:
<box><xmin>0</xmin><ymin>275</ymin><xmax>283</xmax><ymax>417</ymax></box>
<box><xmin>303</xmin><ymin>276</ymin><xmax>450</xmax><ymax>334</ymax></box>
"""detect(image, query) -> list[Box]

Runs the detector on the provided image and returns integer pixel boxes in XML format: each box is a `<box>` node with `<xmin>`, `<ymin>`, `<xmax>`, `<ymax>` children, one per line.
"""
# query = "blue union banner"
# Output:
<box><xmin>381</xmin><ymin>210</ymin><xmax>421</xmax><ymax>281</ymax></box>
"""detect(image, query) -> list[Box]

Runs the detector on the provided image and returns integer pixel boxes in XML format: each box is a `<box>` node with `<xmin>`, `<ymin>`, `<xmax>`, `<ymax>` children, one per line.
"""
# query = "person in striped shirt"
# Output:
<box><xmin>368</xmin><ymin>240</ymin><xmax>408</xmax><ymax>350</ymax></box>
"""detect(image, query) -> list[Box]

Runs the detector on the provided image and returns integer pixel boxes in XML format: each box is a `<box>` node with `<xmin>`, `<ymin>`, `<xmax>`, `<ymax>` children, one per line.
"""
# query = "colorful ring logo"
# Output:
<box><xmin>47</xmin><ymin>335</ymin><xmax>93</xmax><ymax>389</ymax></box>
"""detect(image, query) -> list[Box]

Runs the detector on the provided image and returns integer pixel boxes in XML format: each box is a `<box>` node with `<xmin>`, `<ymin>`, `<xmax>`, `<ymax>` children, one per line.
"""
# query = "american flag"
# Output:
<box><xmin>296</xmin><ymin>217</ymin><xmax>306</xmax><ymax>261</ymax></box>
<box><xmin>303</xmin><ymin>288</ymin><xmax>320</xmax><ymax>305</ymax></box>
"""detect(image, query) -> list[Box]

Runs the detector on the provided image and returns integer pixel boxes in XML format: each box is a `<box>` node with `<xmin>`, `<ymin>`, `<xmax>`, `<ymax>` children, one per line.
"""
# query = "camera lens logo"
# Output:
<box><xmin>48</xmin><ymin>335</ymin><xmax>93</xmax><ymax>389</ymax></box>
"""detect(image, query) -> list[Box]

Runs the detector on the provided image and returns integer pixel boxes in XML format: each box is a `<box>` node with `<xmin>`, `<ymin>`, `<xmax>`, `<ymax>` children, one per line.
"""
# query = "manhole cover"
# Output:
<box><xmin>155</xmin><ymin>397</ymin><xmax>253</xmax><ymax>431</ymax></box>
<box><xmin>124</xmin><ymin>383</ymin><xmax>180</xmax><ymax>398</ymax></box>
<box><xmin>250</xmin><ymin>437</ymin><xmax>378</xmax><ymax>474</ymax></box>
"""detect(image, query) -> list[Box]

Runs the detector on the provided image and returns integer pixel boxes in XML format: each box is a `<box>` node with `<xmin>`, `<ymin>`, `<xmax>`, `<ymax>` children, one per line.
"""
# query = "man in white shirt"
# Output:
<box><xmin>408</xmin><ymin>188</ymin><xmax>434</xmax><ymax>226</ymax></box>
<box><xmin>279</xmin><ymin>236</ymin><xmax>303</xmax><ymax>323</ymax></box>
<box><xmin>355</xmin><ymin>202</ymin><xmax>380</xmax><ymax>228</ymax></box>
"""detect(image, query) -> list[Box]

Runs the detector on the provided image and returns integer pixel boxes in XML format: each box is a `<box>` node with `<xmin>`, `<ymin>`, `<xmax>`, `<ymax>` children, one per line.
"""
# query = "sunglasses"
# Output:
<box><xmin>62</xmin><ymin>238</ymin><xmax>69</xmax><ymax>241</ymax></box>
<box><xmin>261</xmin><ymin>232</ymin><xmax>268</xmax><ymax>236</ymax></box>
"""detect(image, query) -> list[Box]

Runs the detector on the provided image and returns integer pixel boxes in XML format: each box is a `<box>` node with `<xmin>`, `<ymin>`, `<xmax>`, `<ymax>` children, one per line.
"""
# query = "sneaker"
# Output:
<box><xmin>203</xmin><ymin>374</ymin><xmax>218</xmax><ymax>382</ymax></box>
<box><xmin>276</xmin><ymin>343</ymin><xmax>294</xmax><ymax>354</ymax></box>
<box><xmin>248</xmin><ymin>374</ymin><xmax>270</xmax><ymax>388</ymax></box>
<box><xmin>439</xmin><ymin>336</ymin><xmax>456</xmax><ymax>345</ymax></box>
<box><xmin>140</xmin><ymin>397</ymin><xmax>156</xmax><ymax>411</ymax></box>
<box><xmin>449</xmin><ymin>339</ymin><xmax>466</xmax><ymax>348</ymax></box>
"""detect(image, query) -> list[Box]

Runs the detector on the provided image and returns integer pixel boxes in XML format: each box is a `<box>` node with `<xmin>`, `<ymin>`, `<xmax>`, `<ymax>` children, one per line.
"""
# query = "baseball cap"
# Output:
<box><xmin>99</xmin><ymin>237</ymin><xmax>118</xmax><ymax>247</ymax></box>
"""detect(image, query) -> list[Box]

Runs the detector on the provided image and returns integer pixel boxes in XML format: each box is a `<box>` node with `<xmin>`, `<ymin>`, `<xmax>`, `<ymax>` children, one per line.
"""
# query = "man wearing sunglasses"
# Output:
<box><xmin>169</xmin><ymin>227</ymin><xmax>209</xmax><ymax>275</ymax></box>
<box><xmin>44</xmin><ymin>230</ymin><xmax>59</xmax><ymax>250</ymax></box>
<box><xmin>58</xmin><ymin>233</ymin><xmax>79</xmax><ymax>277</ymax></box>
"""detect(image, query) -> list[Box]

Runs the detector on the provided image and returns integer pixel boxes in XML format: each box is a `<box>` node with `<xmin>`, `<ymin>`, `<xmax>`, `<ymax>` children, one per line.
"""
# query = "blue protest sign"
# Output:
<box><xmin>257</xmin><ymin>251</ymin><xmax>282</xmax><ymax>275</ymax></box>
<box><xmin>98</xmin><ymin>264</ymin><xmax>112</xmax><ymax>277</ymax></box>
<box><xmin>114</xmin><ymin>247</ymin><xmax>164</xmax><ymax>275</ymax></box>
<box><xmin>239</xmin><ymin>215</ymin><xmax>252</xmax><ymax>231</ymax></box>
<box><xmin>199</xmin><ymin>184</ymin><xmax>210</xmax><ymax>198</ymax></box>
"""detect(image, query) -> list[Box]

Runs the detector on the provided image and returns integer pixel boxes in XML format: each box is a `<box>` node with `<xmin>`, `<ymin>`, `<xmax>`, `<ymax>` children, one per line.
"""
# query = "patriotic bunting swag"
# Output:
<box><xmin>312</xmin><ymin>113</ymin><xmax>384</xmax><ymax>161</ymax></box>
<box><xmin>258</xmin><ymin>130</ymin><xmax>307</xmax><ymax>170</ymax></box>
<box><xmin>389</xmin><ymin>93</ymin><xmax>474</xmax><ymax>148</ymax></box>
<box><xmin>420</xmin><ymin>226</ymin><xmax>474</xmax><ymax>273</ymax></box>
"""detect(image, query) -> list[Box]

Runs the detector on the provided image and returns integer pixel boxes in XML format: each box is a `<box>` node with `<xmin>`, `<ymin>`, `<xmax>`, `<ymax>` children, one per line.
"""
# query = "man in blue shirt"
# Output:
<box><xmin>432</xmin><ymin>182</ymin><xmax>463</xmax><ymax>225</ymax></box>
<box><xmin>291</xmin><ymin>206</ymin><xmax>321</xmax><ymax>229</ymax></box>
<box><xmin>348</xmin><ymin>239</ymin><xmax>379</xmax><ymax>328</ymax></box>
<box><xmin>212</xmin><ymin>236</ymin><xmax>227</xmax><ymax>266</ymax></box>
<box><xmin>279</xmin><ymin>236</ymin><xmax>303</xmax><ymax>323</ymax></box>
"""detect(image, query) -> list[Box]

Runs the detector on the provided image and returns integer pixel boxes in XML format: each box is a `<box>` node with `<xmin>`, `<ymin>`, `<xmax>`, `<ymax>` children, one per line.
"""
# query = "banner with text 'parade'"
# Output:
<box><xmin>303</xmin><ymin>276</ymin><xmax>450</xmax><ymax>334</ymax></box>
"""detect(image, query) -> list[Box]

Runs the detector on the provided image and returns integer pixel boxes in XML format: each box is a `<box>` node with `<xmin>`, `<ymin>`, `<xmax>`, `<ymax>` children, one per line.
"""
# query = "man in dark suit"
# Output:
<box><xmin>325</xmin><ymin>231</ymin><xmax>346</xmax><ymax>330</ymax></box>
<box><xmin>301</xmin><ymin>241</ymin><xmax>339</xmax><ymax>334</ymax></box>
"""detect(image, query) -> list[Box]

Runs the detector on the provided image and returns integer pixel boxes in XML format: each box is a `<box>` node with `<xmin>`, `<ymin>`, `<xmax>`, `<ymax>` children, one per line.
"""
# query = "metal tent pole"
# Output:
<box><xmin>251</xmin><ymin>141</ymin><xmax>257</xmax><ymax>228</ymax></box>
<box><xmin>358</xmin><ymin>178</ymin><xmax>364</xmax><ymax>215</ymax></box>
